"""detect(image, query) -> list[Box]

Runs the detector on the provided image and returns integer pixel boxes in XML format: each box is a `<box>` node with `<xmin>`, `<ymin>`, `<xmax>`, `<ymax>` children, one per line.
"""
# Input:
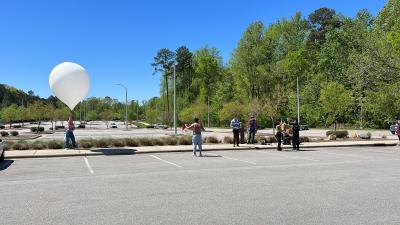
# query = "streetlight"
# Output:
<box><xmin>116</xmin><ymin>83</ymin><xmax>128</xmax><ymax>130</ymax></box>
<box><xmin>173</xmin><ymin>64</ymin><xmax>177</xmax><ymax>135</ymax></box>
<box><xmin>297</xmin><ymin>76</ymin><xmax>300</xmax><ymax>124</ymax></box>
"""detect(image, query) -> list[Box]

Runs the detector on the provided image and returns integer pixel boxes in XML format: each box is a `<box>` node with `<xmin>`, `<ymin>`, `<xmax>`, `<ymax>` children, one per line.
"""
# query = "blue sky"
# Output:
<box><xmin>0</xmin><ymin>0</ymin><xmax>387</xmax><ymax>102</ymax></box>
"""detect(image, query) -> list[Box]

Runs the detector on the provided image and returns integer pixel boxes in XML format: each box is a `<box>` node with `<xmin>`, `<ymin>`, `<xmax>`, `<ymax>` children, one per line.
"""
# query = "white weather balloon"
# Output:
<box><xmin>49</xmin><ymin>62</ymin><xmax>90</xmax><ymax>110</ymax></box>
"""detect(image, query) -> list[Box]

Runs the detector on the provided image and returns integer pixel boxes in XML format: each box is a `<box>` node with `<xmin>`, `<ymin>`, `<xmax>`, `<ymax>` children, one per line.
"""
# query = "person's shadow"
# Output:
<box><xmin>91</xmin><ymin>148</ymin><xmax>137</xmax><ymax>156</ymax></box>
<box><xmin>0</xmin><ymin>160</ymin><xmax>14</xmax><ymax>171</ymax></box>
<box><xmin>200</xmin><ymin>154</ymin><xmax>222</xmax><ymax>158</ymax></box>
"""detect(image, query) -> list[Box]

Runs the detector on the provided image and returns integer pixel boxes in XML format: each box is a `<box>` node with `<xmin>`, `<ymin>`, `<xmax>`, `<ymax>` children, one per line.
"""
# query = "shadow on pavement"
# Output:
<box><xmin>0</xmin><ymin>160</ymin><xmax>14</xmax><ymax>171</ymax></box>
<box><xmin>91</xmin><ymin>148</ymin><xmax>137</xmax><ymax>156</ymax></box>
<box><xmin>201</xmin><ymin>154</ymin><xmax>222</xmax><ymax>158</ymax></box>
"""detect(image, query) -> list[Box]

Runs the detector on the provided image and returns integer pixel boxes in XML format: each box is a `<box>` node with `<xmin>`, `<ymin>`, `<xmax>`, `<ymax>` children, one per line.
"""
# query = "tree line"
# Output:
<box><xmin>148</xmin><ymin>0</ymin><xmax>400</xmax><ymax>129</ymax></box>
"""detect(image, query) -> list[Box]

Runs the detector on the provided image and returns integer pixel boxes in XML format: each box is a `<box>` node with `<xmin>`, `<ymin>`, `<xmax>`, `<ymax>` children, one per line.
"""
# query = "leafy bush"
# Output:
<box><xmin>0</xmin><ymin>125</ymin><xmax>5</xmax><ymax>129</ymax></box>
<box><xmin>47</xmin><ymin>140</ymin><xmax>63</xmax><ymax>149</ymax></box>
<box><xmin>300</xmin><ymin>136</ymin><xmax>310</xmax><ymax>142</ymax></box>
<box><xmin>12</xmin><ymin>125</ymin><xmax>21</xmax><ymax>129</ymax></box>
<box><xmin>152</xmin><ymin>138</ymin><xmax>165</xmax><ymax>146</ymax></box>
<box><xmin>1</xmin><ymin>131</ymin><xmax>9</xmax><ymax>137</ymax></box>
<box><xmin>164</xmin><ymin>137</ymin><xmax>178</xmax><ymax>146</ymax></box>
<box><xmin>111</xmin><ymin>139</ymin><xmax>125</xmax><ymax>147</ymax></box>
<box><xmin>12</xmin><ymin>141</ymin><xmax>29</xmax><ymax>150</ymax></box>
<box><xmin>123</xmin><ymin>138</ymin><xmax>139</xmax><ymax>147</ymax></box>
<box><xmin>265</xmin><ymin>136</ymin><xmax>277</xmax><ymax>143</ymax></box>
<box><xmin>205</xmin><ymin>136</ymin><xmax>219</xmax><ymax>144</ymax></box>
<box><xmin>78</xmin><ymin>139</ymin><xmax>94</xmax><ymax>149</ymax></box>
<box><xmin>223</xmin><ymin>136</ymin><xmax>233</xmax><ymax>144</ymax></box>
<box><xmin>30</xmin><ymin>127</ymin><xmax>45</xmax><ymax>132</ymax></box>
<box><xmin>10</xmin><ymin>131</ymin><xmax>19</xmax><ymax>136</ymax></box>
<box><xmin>358</xmin><ymin>132</ymin><xmax>372</xmax><ymax>139</ymax></box>
<box><xmin>30</xmin><ymin>141</ymin><xmax>46</xmax><ymax>150</ymax></box>
<box><xmin>78</xmin><ymin>124</ymin><xmax>86</xmax><ymax>128</ymax></box>
<box><xmin>3</xmin><ymin>141</ymin><xmax>13</xmax><ymax>150</ymax></box>
<box><xmin>178</xmin><ymin>136</ymin><xmax>192</xmax><ymax>145</ymax></box>
<box><xmin>95</xmin><ymin>139</ymin><xmax>109</xmax><ymax>148</ymax></box>
<box><xmin>138</xmin><ymin>137</ymin><xmax>154</xmax><ymax>146</ymax></box>
<box><xmin>326</xmin><ymin>131</ymin><xmax>348</xmax><ymax>138</ymax></box>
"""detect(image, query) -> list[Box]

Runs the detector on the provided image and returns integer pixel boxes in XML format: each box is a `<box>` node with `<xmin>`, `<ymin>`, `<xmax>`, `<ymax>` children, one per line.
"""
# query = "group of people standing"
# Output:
<box><xmin>275</xmin><ymin>120</ymin><xmax>300</xmax><ymax>151</ymax></box>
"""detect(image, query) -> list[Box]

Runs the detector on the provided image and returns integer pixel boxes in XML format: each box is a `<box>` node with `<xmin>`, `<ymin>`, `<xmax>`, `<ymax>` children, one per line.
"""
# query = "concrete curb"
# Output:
<box><xmin>4</xmin><ymin>142</ymin><xmax>398</xmax><ymax>159</ymax></box>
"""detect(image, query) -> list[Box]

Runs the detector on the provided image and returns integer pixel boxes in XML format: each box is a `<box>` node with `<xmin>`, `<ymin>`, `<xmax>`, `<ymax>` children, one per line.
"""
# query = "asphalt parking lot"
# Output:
<box><xmin>1</xmin><ymin>146</ymin><xmax>400</xmax><ymax>225</ymax></box>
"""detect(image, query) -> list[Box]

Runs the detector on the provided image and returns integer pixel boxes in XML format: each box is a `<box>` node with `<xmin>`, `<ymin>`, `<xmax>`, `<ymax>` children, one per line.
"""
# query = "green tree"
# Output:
<box><xmin>1</xmin><ymin>105</ymin><xmax>18</xmax><ymax>128</ymax></box>
<box><xmin>319</xmin><ymin>82</ymin><xmax>353</xmax><ymax>130</ymax></box>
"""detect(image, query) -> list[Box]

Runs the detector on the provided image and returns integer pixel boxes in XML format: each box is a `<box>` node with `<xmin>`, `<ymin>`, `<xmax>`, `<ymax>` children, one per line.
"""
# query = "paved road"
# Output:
<box><xmin>1</xmin><ymin>147</ymin><xmax>400</xmax><ymax>225</ymax></box>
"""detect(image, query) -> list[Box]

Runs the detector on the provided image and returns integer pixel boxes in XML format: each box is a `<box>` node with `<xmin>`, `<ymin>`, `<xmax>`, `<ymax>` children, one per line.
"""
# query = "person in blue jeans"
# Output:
<box><xmin>185</xmin><ymin>118</ymin><xmax>205</xmax><ymax>157</ymax></box>
<box><xmin>64</xmin><ymin>115</ymin><xmax>77</xmax><ymax>150</ymax></box>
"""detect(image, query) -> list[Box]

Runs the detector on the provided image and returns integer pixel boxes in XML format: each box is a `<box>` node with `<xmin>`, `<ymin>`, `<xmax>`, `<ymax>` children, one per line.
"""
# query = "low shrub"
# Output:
<box><xmin>358</xmin><ymin>132</ymin><xmax>372</xmax><ymax>140</ymax></box>
<box><xmin>0</xmin><ymin>125</ymin><xmax>5</xmax><ymax>129</ymax></box>
<box><xmin>3</xmin><ymin>141</ymin><xmax>13</xmax><ymax>150</ymax></box>
<box><xmin>178</xmin><ymin>136</ymin><xmax>192</xmax><ymax>145</ymax></box>
<box><xmin>78</xmin><ymin>124</ymin><xmax>86</xmax><ymax>129</ymax></box>
<box><xmin>265</xmin><ymin>136</ymin><xmax>277</xmax><ymax>143</ymax></box>
<box><xmin>12</xmin><ymin>125</ymin><xmax>21</xmax><ymax>129</ymax></box>
<box><xmin>300</xmin><ymin>136</ymin><xmax>310</xmax><ymax>142</ymax></box>
<box><xmin>47</xmin><ymin>140</ymin><xmax>63</xmax><ymax>149</ymax></box>
<box><xmin>123</xmin><ymin>138</ymin><xmax>139</xmax><ymax>147</ymax></box>
<box><xmin>164</xmin><ymin>137</ymin><xmax>177</xmax><ymax>146</ymax></box>
<box><xmin>95</xmin><ymin>139</ymin><xmax>109</xmax><ymax>148</ymax></box>
<box><xmin>111</xmin><ymin>139</ymin><xmax>125</xmax><ymax>147</ymax></box>
<box><xmin>326</xmin><ymin>131</ymin><xmax>348</xmax><ymax>138</ymax></box>
<box><xmin>223</xmin><ymin>136</ymin><xmax>233</xmax><ymax>144</ymax></box>
<box><xmin>30</xmin><ymin>127</ymin><xmax>45</xmax><ymax>132</ymax></box>
<box><xmin>10</xmin><ymin>131</ymin><xmax>19</xmax><ymax>136</ymax></box>
<box><xmin>205</xmin><ymin>136</ymin><xmax>219</xmax><ymax>144</ymax></box>
<box><xmin>1</xmin><ymin>131</ymin><xmax>9</xmax><ymax>137</ymax></box>
<box><xmin>328</xmin><ymin>134</ymin><xmax>337</xmax><ymax>140</ymax></box>
<box><xmin>79</xmin><ymin>139</ymin><xmax>94</xmax><ymax>149</ymax></box>
<box><xmin>138</xmin><ymin>137</ymin><xmax>154</xmax><ymax>146</ymax></box>
<box><xmin>152</xmin><ymin>138</ymin><xmax>165</xmax><ymax>146</ymax></box>
<box><xmin>256</xmin><ymin>136</ymin><xmax>267</xmax><ymax>144</ymax></box>
<box><xmin>30</xmin><ymin>141</ymin><xmax>46</xmax><ymax>150</ymax></box>
<box><xmin>12</xmin><ymin>141</ymin><xmax>29</xmax><ymax>150</ymax></box>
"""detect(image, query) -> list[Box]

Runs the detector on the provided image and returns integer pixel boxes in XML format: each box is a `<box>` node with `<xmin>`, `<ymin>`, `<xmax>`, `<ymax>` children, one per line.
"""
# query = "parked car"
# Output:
<box><xmin>110</xmin><ymin>122</ymin><xmax>118</xmax><ymax>128</ymax></box>
<box><xmin>300</xmin><ymin>125</ymin><xmax>309</xmax><ymax>130</ymax></box>
<box><xmin>390</xmin><ymin>122</ymin><xmax>398</xmax><ymax>135</ymax></box>
<box><xmin>153</xmin><ymin>123</ymin><xmax>168</xmax><ymax>129</ymax></box>
<box><xmin>0</xmin><ymin>139</ymin><xmax>4</xmax><ymax>162</ymax></box>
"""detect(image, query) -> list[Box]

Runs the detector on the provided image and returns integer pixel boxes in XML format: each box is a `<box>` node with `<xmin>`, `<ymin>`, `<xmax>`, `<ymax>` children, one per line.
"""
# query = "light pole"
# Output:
<box><xmin>117</xmin><ymin>83</ymin><xmax>128</xmax><ymax>130</ymax></box>
<box><xmin>173</xmin><ymin>64</ymin><xmax>177</xmax><ymax>135</ymax></box>
<box><xmin>208</xmin><ymin>96</ymin><xmax>210</xmax><ymax>128</ymax></box>
<box><xmin>296</xmin><ymin>76</ymin><xmax>300</xmax><ymax>124</ymax></box>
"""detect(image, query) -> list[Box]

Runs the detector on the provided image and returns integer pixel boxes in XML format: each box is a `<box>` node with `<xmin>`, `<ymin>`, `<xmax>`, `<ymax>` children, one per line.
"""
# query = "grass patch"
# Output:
<box><xmin>111</xmin><ymin>139</ymin><xmax>125</xmax><ymax>147</ymax></box>
<box><xmin>30</xmin><ymin>141</ymin><xmax>46</xmax><ymax>150</ymax></box>
<box><xmin>223</xmin><ymin>136</ymin><xmax>233</xmax><ymax>144</ymax></box>
<box><xmin>165</xmin><ymin>137</ymin><xmax>178</xmax><ymax>145</ymax></box>
<box><xmin>178</xmin><ymin>136</ymin><xmax>192</xmax><ymax>145</ymax></box>
<box><xmin>205</xmin><ymin>136</ymin><xmax>219</xmax><ymax>144</ymax></box>
<box><xmin>12</xmin><ymin>141</ymin><xmax>30</xmax><ymax>150</ymax></box>
<box><xmin>95</xmin><ymin>139</ymin><xmax>110</xmax><ymax>148</ymax></box>
<box><xmin>78</xmin><ymin>139</ymin><xmax>94</xmax><ymax>149</ymax></box>
<box><xmin>48</xmin><ymin>140</ymin><xmax>63</xmax><ymax>149</ymax></box>
<box><xmin>139</xmin><ymin>137</ymin><xmax>154</xmax><ymax>146</ymax></box>
<box><xmin>123</xmin><ymin>138</ymin><xmax>139</xmax><ymax>147</ymax></box>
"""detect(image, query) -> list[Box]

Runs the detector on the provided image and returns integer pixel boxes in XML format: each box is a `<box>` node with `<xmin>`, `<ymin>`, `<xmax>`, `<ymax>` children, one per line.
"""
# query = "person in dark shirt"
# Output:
<box><xmin>247</xmin><ymin>116</ymin><xmax>257</xmax><ymax>144</ymax></box>
<box><xmin>292</xmin><ymin>120</ymin><xmax>300</xmax><ymax>151</ymax></box>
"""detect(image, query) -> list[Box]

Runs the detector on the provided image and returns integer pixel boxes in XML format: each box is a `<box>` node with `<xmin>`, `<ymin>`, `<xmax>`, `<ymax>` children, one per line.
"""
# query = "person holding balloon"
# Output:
<box><xmin>64</xmin><ymin>115</ymin><xmax>77</xmax><ymax>150</ymax></box>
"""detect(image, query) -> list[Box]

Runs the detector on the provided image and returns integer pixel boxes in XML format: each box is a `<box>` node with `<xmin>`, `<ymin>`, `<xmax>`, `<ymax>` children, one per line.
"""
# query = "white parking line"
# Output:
<box><xmin>255</xmin><ymin>150</ymin><xmax>320</xmax><ymax>162</ymax></box>
<box><xmin>84</xmin><ymin>157</ymin><xmax>94</xmax><ymax>174</ymax></box>
<box><xmin>208</xmin><ymin>153</ymin><xmax>257</xmax><ymax>165</ymax></box>
<box><xmin>150</xmin><ymin>155</ymin><xmax>184</xmax><ymax>168</ymax></box>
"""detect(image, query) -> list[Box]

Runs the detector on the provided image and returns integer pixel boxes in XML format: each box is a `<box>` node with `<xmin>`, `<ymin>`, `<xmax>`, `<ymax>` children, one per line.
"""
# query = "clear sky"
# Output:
<box><xmin>0</xmin><ymin>0</ymin><xmax>387</xmax><ymax>102</ymax></box>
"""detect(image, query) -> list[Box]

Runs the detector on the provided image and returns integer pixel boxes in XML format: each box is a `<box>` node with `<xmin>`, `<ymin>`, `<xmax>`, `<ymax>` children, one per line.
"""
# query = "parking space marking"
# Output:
<box><xmin>150</xmin><ymin>155</ymin><xmax>184</xmax><ymax>169</ymax></box>
<box><xmin>313</xmin><ymin>151</ymin><xmax>372</xmax><ymax>160</ymax></box>
<box><xmin>255</xmin><ymin>150</ymin><xmax>320</xmax><ymax>162</ymax></box>
<box><xmin>208</xmin><ymin>153</ymin><xmax>257</xmax><ymax>165</ymax></box>
<box><xmin>84</xmin><ymin>157</ymin><xmax>94</xmax><ymax>174</ymax></box>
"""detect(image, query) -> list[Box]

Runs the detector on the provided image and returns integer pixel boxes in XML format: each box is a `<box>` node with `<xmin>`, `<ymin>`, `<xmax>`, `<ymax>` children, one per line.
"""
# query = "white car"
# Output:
<box><xmin>0</xmin><ymin>139</ymin><xmax>4</xmax><ymax>162</ymax></box>
<box><xmin>153</xmin><ymin>123</ymin><xmax>168</xmax><ymax>129</ymax></box>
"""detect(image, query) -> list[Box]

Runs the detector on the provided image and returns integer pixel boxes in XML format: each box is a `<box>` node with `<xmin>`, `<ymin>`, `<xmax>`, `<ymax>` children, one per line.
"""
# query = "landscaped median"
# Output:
<box><xmin>3</xmin><ymin>138</ymin><xmax>398</xmax><ymax>159</ymax></box>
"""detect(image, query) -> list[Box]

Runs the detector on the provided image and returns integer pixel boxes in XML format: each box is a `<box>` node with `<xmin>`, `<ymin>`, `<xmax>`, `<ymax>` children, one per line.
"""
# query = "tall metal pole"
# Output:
<box><xmin>136</xmin><ymin>100</ymin><xmax>139</xmax><ymax>122</ymax></box>
<box><xmin>208</xmin><ymin>96</ymin><xmax>210</xmax><ymax>128</ymax></box>
<box><xmin>117</xmin><ymin>84</ymin><xmax>128</xmax><ymax>130</ymax></box>
<box><xmin>125</xmin><ymin>87</ymin><xmax>128</xmax><ymax>130</ymax></box>
<box><xmin>297</xmin><ymin>76</ymin><xmax>300</xmax><ymax>124</ymax></box>
<box><xmin>173</xmin><ymin>65</ymin><xmax>177</xmax><ymax>135</ymax></box>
